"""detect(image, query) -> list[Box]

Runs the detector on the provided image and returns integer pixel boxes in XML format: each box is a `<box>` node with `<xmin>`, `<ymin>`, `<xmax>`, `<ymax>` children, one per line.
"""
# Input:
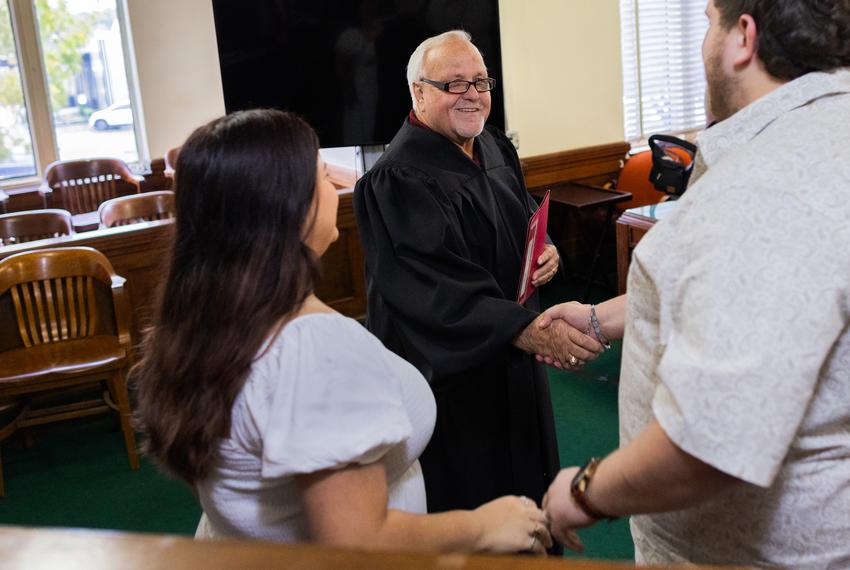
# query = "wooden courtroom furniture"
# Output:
<box><xmin>615</xmin><ymin>201</ymin><xmax>678</xmax><ymax>294</ymax></box>
<box><xmin>0</xmin><ymin>188</ymin><xmax>366</xmax><ymax>342</ymax></box>
<box><xmin>531</xmin><ymin>182</ymin><xmax>630</xmax><ymax>300</ymax></box>
<box><xmin>98</xmin><ymin>191</ymin><xmax>175</xmax><ymax>228</ymax></box>
<box><xmin>164</xmin><ymin>145</ymin><xmax>181</xmax><ymax>177</ymax></box>
<box><xmin>0</xmin><ymin>209</ymin><xmax>74</xmax><ymax>247</ymax></box>
<box><xmin>0</xmin><ymin>247</ymin><xmax>139</xmax><ymax>496</ymax></box>
<box><xmin>0</xmin><ymin>190</ymin><xmax>8</xmax><ymax>214</ymax></box>
<box><xmin>0</xmin><ymin>526</ymin><xmax>746</xmax><ymax>570</ymax></box>
<box><xmin>40</xmin><ymin>158</ymin><xmax>142</xmax><ymax>231</ymax></box>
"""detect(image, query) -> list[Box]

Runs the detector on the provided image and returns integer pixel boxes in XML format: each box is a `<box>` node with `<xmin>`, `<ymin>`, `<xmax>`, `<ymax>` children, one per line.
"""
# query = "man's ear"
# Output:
<box><xmin>413</xmin><ymin>82</ymin><xmax>425</xmax><ymax>107</ymax></box>
<box><xmin>731</xmin><ymin>13</ymin><xmax>758</xmax><ymax>68</ymax></box>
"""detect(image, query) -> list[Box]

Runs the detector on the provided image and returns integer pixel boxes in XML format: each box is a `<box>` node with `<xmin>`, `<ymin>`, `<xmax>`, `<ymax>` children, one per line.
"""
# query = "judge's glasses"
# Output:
<box><xmin>419</xmin><ymin>77</ymin><xmax>496</xmax><ymax>94</ymax></box>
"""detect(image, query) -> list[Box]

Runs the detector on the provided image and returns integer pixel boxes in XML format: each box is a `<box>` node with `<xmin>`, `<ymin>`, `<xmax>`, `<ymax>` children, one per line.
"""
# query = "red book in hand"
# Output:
<box><xmin>516</xmin><ymin>190</ymin><xmax>550</xmax><ymax>305</ymax></box>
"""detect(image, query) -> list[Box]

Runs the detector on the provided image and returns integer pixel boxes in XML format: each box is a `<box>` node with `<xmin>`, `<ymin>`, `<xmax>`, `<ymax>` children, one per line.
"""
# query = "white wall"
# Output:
<box><xmin>128</xmin><ymin>0</ymin><xmax>625</xmax><ymax>160</ymax></box>
<box><xmin>499</xmin><ymin>0</ymin><xmax>625</xmax><ymax>156</ymax></box>
<box><xmin>126</xmin><ymin>0</ymin><xmax>225</xmax><ymax>159</ymax></box>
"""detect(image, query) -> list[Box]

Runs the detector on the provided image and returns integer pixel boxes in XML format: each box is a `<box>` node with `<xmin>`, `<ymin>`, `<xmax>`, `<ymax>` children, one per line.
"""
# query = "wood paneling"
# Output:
<box><xmin>521</xmin><ymin>142</ymin><xmax>630</xmax><ymax>190</ymax></box>
<box><xmin>315</xmin><ymin>189</ymin><xmax>365</xmax><ymax>319</ymax></box>
<box><xmin>615</xmin><ymin>209</ymin><xmax>656</xmax><ymax>294</ymax></box>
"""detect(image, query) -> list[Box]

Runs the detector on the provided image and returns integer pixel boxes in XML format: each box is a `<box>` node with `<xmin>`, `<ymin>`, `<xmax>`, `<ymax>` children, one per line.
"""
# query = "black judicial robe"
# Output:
<box><xmin>353</xmin><ymin>119</ymin><xmax>560</xmax><ymax>513</ymax></box>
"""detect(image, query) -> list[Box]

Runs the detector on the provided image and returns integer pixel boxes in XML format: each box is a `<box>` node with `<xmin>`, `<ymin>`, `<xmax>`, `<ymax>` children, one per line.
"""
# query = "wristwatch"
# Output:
<box><xmin>570</xmin><ymin>457</ymin><xmax>618</xmax><ymax>521</ymax></box>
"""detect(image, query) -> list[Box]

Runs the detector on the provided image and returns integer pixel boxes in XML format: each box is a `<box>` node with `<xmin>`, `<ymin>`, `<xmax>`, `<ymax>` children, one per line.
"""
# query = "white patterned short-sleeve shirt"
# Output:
<box><xmin>620</xmin><ymin>70</ymin><xmax>850</xmax><ymax>568</ymax></box>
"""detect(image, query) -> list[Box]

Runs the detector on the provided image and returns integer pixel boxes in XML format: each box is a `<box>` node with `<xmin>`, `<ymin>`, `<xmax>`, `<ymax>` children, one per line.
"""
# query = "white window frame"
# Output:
<box><xmin>3</xmin><ymin>0</ymin><xmax>147</xmax><ymax>190</ymax></box>
<box><xmin>619</xmin><ymin>0</ymin><xmax>709</xmax><ymax>145</ymax></box>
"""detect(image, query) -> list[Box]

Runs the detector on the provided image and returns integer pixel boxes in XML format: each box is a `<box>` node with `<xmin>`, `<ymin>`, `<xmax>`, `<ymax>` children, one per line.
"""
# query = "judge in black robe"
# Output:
<box><xmin>353</xmin><ymin>116</ymin><xmax>561</xmax><ymax>513</ymax></box>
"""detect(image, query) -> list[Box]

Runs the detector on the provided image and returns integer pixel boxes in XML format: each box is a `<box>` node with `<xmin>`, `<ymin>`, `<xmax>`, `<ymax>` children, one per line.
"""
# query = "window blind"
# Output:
<box><xmin>620</xmin><ymin>0</ymin><xmax>709</xmax><ymax>141</ymax></box>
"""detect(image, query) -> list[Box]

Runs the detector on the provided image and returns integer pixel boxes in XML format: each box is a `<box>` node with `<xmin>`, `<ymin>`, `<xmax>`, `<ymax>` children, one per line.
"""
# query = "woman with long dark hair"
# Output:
<box><xmin>134</xmin><ymin>109</ymin><xmax>551</xmax><ymax>554</ymax></box>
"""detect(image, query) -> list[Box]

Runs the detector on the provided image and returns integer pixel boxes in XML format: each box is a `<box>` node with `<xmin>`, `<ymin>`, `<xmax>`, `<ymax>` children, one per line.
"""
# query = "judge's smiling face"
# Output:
<box><xmin>414</xmin><ymin>38</ymin><xmax>491</xmax><ymax>154</ymax></box>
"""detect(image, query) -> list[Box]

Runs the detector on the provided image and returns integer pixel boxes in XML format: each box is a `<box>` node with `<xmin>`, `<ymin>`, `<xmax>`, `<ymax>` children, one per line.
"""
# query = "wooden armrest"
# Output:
<box><xmin>110</xmin><ymin>274</ymin><xmax>133</xmax><ymax>352</ymax></box>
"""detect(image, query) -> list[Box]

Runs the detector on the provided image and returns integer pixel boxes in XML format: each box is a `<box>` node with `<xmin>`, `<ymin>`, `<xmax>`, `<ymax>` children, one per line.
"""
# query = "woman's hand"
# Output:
<box><xmin>472</xmin><ymin>495</ymin><xmax>553</xmax><ymax>555</ymax></box>
<box><xmin>531</xmin><ymin>244</ymin><xmax>560</xmax><ymax>286</ymax></box>
<box><xmin>539</xmin><ymin>301</ymin><xmax>590</xmax><ymax>332</ymax></box>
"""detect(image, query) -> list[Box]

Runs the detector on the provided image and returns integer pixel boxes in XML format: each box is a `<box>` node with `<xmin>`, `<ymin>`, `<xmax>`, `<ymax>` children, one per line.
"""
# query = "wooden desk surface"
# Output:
<box><xmin>531</xmin><ymin>182</ymin><xmax>631</xmax><ymax>210</ymax></box>
<box><xmin>0</xmin><ymin>526</ymin><xmax>746</xmax><ymax>570</ymax></box>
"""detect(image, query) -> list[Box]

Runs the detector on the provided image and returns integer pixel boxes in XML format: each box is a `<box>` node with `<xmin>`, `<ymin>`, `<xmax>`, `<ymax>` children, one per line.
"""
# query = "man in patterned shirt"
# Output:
<box><xmin>540</xmin><ymin>1</ymin><xmax>850</xmax><ymax>567</ymax></box>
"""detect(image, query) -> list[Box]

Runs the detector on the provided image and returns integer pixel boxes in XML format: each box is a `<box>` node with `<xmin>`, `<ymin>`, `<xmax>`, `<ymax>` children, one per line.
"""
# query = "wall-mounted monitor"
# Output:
<box><xmin>211</xmin><ymin>0</ymin><xmax>505</xmax><ymax>149</ymax></box>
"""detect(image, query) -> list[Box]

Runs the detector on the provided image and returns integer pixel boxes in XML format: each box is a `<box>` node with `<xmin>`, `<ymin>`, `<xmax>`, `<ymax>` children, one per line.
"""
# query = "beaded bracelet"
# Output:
<box><xmin>589</xmin><ymin>305</ymin><xmax>612</xmax><ymax>350</ymax></box>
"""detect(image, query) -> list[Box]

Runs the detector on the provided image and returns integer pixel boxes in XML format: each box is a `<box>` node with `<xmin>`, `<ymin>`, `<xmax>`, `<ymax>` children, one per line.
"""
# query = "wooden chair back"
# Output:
<box><xmin>98</xmin><ymin>191</ymin><xmax>175</xmax><ymax>228</ymax></box>
<box><xmin>0</xmin><ymin>210</ymin><xmax>74</xmax><ymax>247</ymax></box>
<box><xmin>0</xmin><ymin>190</ymin><xmax>8</xmax><ymax>214</ymax></box>
<box><xmin>41</xmin><ymin>159</ymin><xmax>141</xmax><ymax>215</ymax></box>
<box><xmin>0</xmin><ymin>247</ymin><xmax>129</xmax><ymax>349</ymax></box>
<box><xmin>164</xmin><ymin>146</ymin><xmax>181</xmax><ymax>176</ymax></box>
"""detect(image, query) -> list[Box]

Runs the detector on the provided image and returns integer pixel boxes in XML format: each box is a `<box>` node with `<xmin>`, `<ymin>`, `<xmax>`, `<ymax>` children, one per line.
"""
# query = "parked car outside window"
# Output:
<box><xmin>88</xmin><ymin>101</ymin><xmax>133</xmax><ymax>130</ymax></box>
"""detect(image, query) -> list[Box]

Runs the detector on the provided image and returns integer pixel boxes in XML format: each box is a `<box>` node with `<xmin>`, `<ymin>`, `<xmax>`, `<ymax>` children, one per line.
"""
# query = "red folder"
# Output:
<box><xmin>516</xmin><ymin>190</ymin><xmax>550</xmax><ymax>304</ymax></box>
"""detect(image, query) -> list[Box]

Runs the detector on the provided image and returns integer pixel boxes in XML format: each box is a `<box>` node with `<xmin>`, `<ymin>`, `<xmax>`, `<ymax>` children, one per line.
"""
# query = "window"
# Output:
<box><xmin>620</xmin><ymin>0</ymin><xmax>709</xmax><ymax>142</ymax></box>
<box><xmin>0</xmin><ymin>0</ymin><xmax>145</xmax><ymax>186</ymax></box>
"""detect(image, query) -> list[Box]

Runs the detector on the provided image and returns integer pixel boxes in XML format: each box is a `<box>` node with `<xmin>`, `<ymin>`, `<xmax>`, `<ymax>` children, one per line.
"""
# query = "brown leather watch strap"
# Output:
<box><xmin>570</xmin><ymin>457</ymin><xmax>618</xmax><ymax>521</ymax></box>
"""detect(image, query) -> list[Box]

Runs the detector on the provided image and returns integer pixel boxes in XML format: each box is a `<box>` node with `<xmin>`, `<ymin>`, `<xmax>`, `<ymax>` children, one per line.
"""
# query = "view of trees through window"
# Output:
<box><xmin>0</xmin><ymin>0</ymin><xmax>139</xmax><ymax>182</ymax></box>
<box><xmin>0</xmin><ymin>0</ymin><xmax>36</xmax><ymax>179</ymax></box>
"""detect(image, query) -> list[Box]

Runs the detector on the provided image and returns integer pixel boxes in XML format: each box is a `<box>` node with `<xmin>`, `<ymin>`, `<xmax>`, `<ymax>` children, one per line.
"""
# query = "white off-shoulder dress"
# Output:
<box><xmin>194</xmin><ymin>313</ymin><xmax>436</xmax><ymax>542</ymax></box>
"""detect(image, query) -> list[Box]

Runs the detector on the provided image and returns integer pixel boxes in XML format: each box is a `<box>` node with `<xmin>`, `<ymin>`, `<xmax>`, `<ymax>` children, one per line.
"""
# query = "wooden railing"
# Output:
<box><xmin>0</xmin><ymin>526</ymin><xmax>747</xmax><ymax>570</ymax></box>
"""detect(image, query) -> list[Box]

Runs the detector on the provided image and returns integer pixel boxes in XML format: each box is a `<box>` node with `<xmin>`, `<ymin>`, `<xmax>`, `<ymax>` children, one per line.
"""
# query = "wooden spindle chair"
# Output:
<box><xmin>40</xmin><ymin>159</ymin><xmax>142</xmax><ymax>230</ymax></box>
<box><xmin>0</xmin><ymin>247</ymin><xmax>139</xmax><ymax>496</ymax></box>
<box><xmin>164</xmin><ymin>146</ymin><xmax>181</xmax><ymax>178</ymax></box>
<box><xmin>98</xmin><ymin>191</ymin><xmax>175</xmax><ymax>228</ymax></box>
<box><xmin>0</xmin><ymin>209</ymin><xmax>75</xmax><ymax>247</ymax></box>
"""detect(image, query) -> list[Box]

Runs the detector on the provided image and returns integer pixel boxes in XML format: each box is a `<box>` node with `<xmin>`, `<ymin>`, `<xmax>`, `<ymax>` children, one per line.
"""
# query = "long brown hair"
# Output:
<box><xmin>133</xmin><ymin>109</ymin><xmax>321</xmax><ymax>484</ymax></box>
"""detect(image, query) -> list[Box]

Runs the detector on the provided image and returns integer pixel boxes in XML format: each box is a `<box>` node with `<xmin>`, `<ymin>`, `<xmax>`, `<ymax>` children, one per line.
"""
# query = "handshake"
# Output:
<box><xmin>516</xmin><ymin>301</ymin><xmax>611</xmax><ymax>370</ymax></box>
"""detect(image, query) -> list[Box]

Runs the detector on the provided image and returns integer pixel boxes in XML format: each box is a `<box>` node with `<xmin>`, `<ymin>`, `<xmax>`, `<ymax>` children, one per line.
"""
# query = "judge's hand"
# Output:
<box><xmin>540</xmin><ymin>319</ymin><xmax>602</xmax><ymax>370</ymax></box>
<box><xmin>542</xmin><ymin>467</ymin><xmax>596</xmax><ymax>552</ymax></box>
<box><xmin>531</xmin><ymin>244</ymin><xmax>559</xmax><ymax>286</ymax></box>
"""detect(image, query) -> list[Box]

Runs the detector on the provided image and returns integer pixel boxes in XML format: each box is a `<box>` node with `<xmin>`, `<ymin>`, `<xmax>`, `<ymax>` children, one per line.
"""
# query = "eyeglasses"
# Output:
<box><xmin>419</xmin><ymin>77</ymin><xmax>496</xmax><ymax>94</ymax></box>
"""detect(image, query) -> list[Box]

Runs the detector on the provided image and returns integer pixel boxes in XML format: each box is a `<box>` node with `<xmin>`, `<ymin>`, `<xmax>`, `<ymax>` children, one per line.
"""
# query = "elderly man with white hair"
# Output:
<box><xmin>354</xmin><ymin>30</ymin><xmax>601</xmax><ymax>525</ymax></box>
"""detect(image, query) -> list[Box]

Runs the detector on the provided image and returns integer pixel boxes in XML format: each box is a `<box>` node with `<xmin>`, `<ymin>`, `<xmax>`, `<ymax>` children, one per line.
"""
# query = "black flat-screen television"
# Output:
<box><xmin>211</xmin><ymin>0</ymin><xmax>505</xmax><ymax>149</ymax></box>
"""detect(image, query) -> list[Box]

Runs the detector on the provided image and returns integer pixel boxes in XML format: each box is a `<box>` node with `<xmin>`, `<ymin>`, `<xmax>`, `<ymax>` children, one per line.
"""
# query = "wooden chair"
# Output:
<box><xmin>98</xmin><ymin>191</ymin><xmax>175</xmax><ymax>228</ymax></box>
<box><xmin>164</xmin><ymin>146</ymin><xmax>181</xmax><ymax>178</ymax></box>
<box><xmin>40</xmin><ymin>159</ymin><xmax>142</xmax><ymax>231</ymax></box>
<box><xmin>0</xmin><ymin>209</ymin><xmax>75</xmax><ymax>247</ymax></box>
<box><xmin>0</xmin><ymin>247</ymin><xmax>139</xmax><ymax>496</ymax></box>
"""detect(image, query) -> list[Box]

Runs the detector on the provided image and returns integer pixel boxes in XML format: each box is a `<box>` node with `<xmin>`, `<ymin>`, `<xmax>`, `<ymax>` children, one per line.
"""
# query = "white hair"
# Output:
<box><xmin>406</xmin><ymin>30</ymin><xmax>482</xmax><ymax>111</ymax></box>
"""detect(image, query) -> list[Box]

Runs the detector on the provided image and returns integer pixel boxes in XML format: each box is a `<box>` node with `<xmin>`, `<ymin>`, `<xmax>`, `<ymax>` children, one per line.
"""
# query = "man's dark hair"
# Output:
<box><xmin>714</xmin><ymin>0</ymin><xmax>850</xmax><ymax>80</ymax></box>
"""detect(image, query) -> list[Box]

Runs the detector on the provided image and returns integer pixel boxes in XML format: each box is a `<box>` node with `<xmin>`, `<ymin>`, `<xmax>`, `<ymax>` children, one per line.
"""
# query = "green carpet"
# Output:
<box><xmin>548</xmin><ymin>341</ymin><xmax>634</xmax><ymax>561</ymax></box>
<box><xmin>0</xmin><ymin>416</ymin><xmax>200</xmax><ymax>534</ymax></box>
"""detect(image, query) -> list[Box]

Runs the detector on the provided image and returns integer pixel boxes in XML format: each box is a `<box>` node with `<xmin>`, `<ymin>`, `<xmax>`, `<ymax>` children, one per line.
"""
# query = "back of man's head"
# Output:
<box><xmin>713</xmin><ymin>0</ymin><xmax>850</xmax><ymax>81</ymax></box>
